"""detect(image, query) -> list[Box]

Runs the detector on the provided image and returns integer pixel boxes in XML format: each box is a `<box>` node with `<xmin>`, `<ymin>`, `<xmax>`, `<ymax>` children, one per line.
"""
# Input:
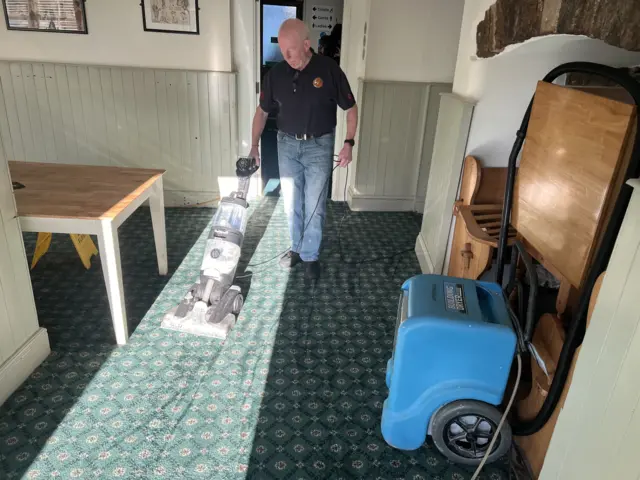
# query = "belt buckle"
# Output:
<box><xmin>295</xmin><ymin>133</ymin><xmax>308</xmax><ymax>141</ymax></box>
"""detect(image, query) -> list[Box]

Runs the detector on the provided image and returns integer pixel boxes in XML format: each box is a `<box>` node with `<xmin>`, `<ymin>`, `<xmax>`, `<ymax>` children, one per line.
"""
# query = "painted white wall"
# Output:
<box><xmin>453</xmin><ymin>0</ymin><xmax>640</xmax><ymax>167</ymax></box>
<box><xmin>232</xmin><ymin>0</ymin><xmax>257</xmax><ymax>153</ymax></box>
<box><xmin>331</xmin><ymin>0</ymin><xmax>370</xmax><ymax>201</ymax></box>
<box><xmin>0</xmin><ymin>0</ymin><xmax>232</xmax><ymax>72</ymax></box>
<box><xmin>303</xmin><ymin>0</ymin><xmax>343</xmax><ymax>54</ymax></box>
<box><xmin>364</xmin><ymin>0</ymin><xmax>464</xmax><ymax>83</ymax></box>
<box><xmin>0</xmin><ymin>132</ymin><xmax>50</xmax><ymax>406</ymax></box>
<box><xmin>540</xmin><ymin>179</ymin><xmax>640</xmax><ymax>479</ymax></box>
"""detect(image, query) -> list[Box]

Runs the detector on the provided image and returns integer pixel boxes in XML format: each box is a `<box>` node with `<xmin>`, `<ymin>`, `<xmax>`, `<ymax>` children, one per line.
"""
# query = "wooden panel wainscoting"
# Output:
<box><xmin>0</xmin><ymin>61</ymin><xmax>238</xmax><ymax>206</ymax></box>
<box><xmin>349</xmin><ymin>79</ymin><xmax>451</xmax><ymax>212</ymax></box>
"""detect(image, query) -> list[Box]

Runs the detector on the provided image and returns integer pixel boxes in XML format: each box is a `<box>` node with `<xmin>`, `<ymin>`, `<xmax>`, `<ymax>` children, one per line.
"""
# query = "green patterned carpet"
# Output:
<box><xmin>0</xmin><ymin>197</ymin><xmax>511</xmax><ymax>479</ymax></box>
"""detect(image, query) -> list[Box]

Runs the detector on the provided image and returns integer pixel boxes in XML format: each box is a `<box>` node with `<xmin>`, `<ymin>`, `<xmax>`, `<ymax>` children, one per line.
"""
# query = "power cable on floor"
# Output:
<box><xmin>239</xmin><ymin>159</ymin><xmax>417</xmax><ymax>279</ymax></box>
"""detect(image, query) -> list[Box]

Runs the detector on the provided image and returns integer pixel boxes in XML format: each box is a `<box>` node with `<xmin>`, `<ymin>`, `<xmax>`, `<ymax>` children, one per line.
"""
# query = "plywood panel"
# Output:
<box><xmin>0</xmin><ymin>61</ymin><xmax>237</xmax><ymax>200</ymax></box>
<box><xmin>512</xmin><ymin>81</ymin><xmax>635</xmax><ymax>288</ymax></box>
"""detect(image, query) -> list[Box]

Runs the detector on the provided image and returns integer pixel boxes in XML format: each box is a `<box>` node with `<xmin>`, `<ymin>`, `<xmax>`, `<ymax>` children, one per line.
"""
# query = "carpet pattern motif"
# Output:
<box><xmin>0</xmin><ymin>198</ymin><xmax>510</xmax><ymax>479</ymax></box>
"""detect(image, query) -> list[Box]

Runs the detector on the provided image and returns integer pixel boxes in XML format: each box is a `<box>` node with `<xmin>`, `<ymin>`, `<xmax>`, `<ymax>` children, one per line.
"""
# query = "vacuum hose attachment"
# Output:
<box><xmin>496</xmin><ymin>62</ymin><xmax>640</xmax><ymax>437</ymax></box>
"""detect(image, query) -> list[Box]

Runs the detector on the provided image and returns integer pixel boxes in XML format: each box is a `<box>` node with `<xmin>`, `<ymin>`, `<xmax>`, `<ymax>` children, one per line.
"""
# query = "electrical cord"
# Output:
<box><xmin>241</xmin><ymin>152</ymin><xmax>417</xmax><ymax>277</ymax></box>
<box><xmin>246</xmin><ymin>158</ymin><xmax>342</xmax><ymax>269</ymax></box>
<box><xmin>470</xmin><ymin>353</ymin><xmax>522</xmax><ymax>480</ymax></box>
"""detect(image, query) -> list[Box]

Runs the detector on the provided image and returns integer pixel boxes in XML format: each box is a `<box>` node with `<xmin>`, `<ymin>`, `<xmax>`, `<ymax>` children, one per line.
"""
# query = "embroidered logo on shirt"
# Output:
<box><xmin>313</xmin><ymin>77</ymin><xmax>323</xmax><ymax>88</ymax></box>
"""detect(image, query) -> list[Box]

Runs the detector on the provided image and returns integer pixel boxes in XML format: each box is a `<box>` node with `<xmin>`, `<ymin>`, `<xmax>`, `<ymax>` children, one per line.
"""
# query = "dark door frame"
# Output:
<box><xmin>259</xmin><ymin>0</ymin><xmax>304</xmax><ymax>81</ymax></box>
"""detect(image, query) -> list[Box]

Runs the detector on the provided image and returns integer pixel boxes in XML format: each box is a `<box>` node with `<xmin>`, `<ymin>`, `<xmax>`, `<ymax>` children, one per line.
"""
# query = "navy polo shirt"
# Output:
<box><xmin>259</xmin><ymin>53</ymin><xmax>356</xmax><ymax>137</ymax></box>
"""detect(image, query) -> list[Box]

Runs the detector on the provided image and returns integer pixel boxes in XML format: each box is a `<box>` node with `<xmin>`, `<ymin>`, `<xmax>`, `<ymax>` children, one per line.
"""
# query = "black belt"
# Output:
<box><xmin>281</xmin><ymin>131</ymin><xmax>332</xmax><ymax>141</ymax></box>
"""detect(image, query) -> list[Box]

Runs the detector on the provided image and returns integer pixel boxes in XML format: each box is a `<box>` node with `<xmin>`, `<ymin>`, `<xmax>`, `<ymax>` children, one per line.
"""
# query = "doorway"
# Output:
<box><xmin>259</xmin><ymin>0</ymin><xmax>303</xmax><ymax>194</ymax></box>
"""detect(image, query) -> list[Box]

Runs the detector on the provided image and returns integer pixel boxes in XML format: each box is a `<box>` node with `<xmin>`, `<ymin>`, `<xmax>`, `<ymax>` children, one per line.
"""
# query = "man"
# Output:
<box><xmin>249</xmin><ymin>19</ymin><xmax>358</xmax><ymax>281</ymax></box>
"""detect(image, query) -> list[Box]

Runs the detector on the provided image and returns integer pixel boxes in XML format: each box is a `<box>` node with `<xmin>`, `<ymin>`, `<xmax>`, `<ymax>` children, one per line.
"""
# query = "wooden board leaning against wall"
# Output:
<box><xmin>446</xmin><ymin>83</ymin><xmax>637</xmax><ymax>478</ymax></box>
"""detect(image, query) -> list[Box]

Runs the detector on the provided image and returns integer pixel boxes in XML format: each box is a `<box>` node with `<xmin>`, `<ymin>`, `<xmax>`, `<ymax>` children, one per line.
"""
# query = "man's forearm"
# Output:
<box><xmin>346</xmin><ymin>105</ymin><xmax>358</xmax><ymax>140</ymax></box>
<box><xmin>251</xmin><ymin>107</ymin><xmax>269</xmax><ymax>146</ymax></box>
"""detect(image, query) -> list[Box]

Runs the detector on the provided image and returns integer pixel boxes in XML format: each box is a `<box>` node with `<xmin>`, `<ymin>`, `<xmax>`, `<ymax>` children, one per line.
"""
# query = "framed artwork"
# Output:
<box><xmin>2</xmin><ymin>0</ymin><xmax>88</xmax><ymax>34</ymax></box>
<box><xmin>141</xmin><ymin>0</ymin><xmax>199</xmax><ymax>35</ymax></box>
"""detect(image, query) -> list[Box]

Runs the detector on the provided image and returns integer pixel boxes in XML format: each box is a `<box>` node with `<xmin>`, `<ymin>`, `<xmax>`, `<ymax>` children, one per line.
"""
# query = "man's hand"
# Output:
<box><xmin>249</xmin><ymin>145</ymin><xmax>261</xmax><ymax>166</ymax></box>
<box><xmin>337</xmin><ymin>143</ymin><xmax>352</xmax><ymax>168</ymax></box>
<box><xmin>250</xmin><ymin>106</ymin><xmax>269</xmax><ymax>166</ymax></box>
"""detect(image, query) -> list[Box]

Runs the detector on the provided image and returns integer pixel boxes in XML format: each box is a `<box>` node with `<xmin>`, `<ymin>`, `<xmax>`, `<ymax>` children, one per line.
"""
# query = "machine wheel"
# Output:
<box><xmin>232</xmin><ymin>294</ymin><xmax>243</xmax><ymax>315</ymax></box>
<box><xmin>430</xmin><ymin>400</ymin><xmax>511</xmax><ymax>466</ymax></box>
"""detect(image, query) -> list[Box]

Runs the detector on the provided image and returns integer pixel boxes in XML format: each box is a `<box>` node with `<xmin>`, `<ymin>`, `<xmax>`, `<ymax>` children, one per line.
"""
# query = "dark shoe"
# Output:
<box><xmin>305</xmin><ymin>261</ymin><xmax>320</xmax><ymax>281</ymax></box>
<box><xmin>279</xmin><ymin>251</ymin><xmax>301</xmax><ymax>269</ymax></box>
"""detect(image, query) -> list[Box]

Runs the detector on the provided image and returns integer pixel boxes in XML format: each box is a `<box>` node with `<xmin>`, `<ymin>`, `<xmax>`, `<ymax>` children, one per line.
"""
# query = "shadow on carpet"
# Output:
<box><xmin>243</xmin><ymin>202</ymin><xmax>511</xmax><ymax>480</ymax></box>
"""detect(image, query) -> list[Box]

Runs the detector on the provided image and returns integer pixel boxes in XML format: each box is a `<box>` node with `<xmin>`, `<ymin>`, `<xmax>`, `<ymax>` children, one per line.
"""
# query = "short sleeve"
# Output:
<box><xmin>259</xmin><ymin>70</ymin><xmax>277</xmax><ymax>113</ymax></box>
<box><xmin>334</xmin><ymin>65</ymin><xmax>356</xmax><ymax>110</ymax></box>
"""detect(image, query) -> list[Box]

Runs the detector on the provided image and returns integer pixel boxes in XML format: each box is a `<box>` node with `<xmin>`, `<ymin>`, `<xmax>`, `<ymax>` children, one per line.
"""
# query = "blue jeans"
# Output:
<box><xmin>277</xmin><ymin>130</ymin><xmax>335</xmax><ymax>262</ymax></box>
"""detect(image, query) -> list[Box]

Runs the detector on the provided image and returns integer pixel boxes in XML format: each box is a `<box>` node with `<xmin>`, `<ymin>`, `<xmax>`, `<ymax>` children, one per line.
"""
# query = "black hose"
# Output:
<box><xmin>514</xmin><ymin>240</ymin><xmax>538</xmax><ymax>344</ymax></box>
<box><xmin>517</xmin><ymin>280</ymin><xmax>525</xmax><ymax>334</ymax></box>
<box><xmin>504</xmin><ymin>245</ymin><xmax>518</xmax><ymax>298</ymax></box>
<box><xmin>495</xmin><ymin>126</ymin><xmax>528</xmax><ymax>284</ymax></box>
<box><xmin>497</xmin><ymin>62</ymin><xmax>640</xmax><ymax>436</ymax></box>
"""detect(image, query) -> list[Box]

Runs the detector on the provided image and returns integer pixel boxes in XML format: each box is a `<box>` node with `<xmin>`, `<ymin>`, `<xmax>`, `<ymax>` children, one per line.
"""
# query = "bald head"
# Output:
<box><xmin>278</xmin><ymin>18</ymin><xmax>310</xmax><ymax>42</ymax></box>
<box><xmin>278</xmin><ymin>18</ymin><xmax>312</xmax><ymax>70</ymax></box>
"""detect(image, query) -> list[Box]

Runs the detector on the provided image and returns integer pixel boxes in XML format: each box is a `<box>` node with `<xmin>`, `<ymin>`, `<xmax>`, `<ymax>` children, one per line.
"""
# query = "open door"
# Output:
<box><xmin>259</xmin><ymin>1</ymin><xmax>303</xmax><ymax>194</ymax></box>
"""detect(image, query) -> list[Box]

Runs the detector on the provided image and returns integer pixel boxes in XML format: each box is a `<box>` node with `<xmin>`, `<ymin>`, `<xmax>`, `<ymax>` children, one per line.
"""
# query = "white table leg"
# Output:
<box><xmin>149</xmin><ymin>177</ymin><xmax>168</xmax><ymax>275</ymax></box>
<box><xmin>97</xmin><ymin>219</ymin><xmax>128</xmax><ymax>345</ymax></box>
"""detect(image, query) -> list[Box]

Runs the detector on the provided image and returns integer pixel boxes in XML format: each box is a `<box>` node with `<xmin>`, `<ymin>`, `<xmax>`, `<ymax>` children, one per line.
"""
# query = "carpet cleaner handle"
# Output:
<box><xmin>235</xmin><ymin>157</ymin><xmax>259</xmax><ymax>200</ymax></box>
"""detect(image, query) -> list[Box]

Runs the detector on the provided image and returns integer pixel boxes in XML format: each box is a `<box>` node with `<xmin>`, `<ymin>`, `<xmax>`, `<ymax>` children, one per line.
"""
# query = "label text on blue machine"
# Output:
<box><xmin>444</xmin><ymin>282</ymin><xmax>467</xmax><ymax>314</ymax></box>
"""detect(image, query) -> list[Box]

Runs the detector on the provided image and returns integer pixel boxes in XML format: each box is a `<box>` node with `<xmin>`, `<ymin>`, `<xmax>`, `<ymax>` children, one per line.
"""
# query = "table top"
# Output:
<box><xmin>9</xmin><ymin>161</ymin><xmax>165</xmax><ymax>220</ymax></box>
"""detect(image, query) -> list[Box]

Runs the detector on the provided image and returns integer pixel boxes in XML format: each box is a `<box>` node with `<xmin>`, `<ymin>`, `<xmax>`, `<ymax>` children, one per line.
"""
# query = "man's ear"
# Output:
<box><xmin>304</xmin><ymin>39</ymin><xmax>311</xmax><ymax>51</ymax></box>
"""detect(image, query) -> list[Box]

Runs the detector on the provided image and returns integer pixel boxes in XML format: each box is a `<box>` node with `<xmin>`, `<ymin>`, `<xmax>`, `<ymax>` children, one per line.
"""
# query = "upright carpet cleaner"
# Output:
<box><xmin>161</xmin><ymin>156</ymin><xmax>259</xmax><ymax>339</ymax></box>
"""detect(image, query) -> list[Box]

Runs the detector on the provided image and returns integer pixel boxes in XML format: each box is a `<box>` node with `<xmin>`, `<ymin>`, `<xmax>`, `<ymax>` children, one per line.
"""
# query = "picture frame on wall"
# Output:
<box><xmin>141</xmin><ymin>0</ymin><xmax>200</xmax><ymax>35</ymax></box>
<box><xmin>2</xmin><ymin>0</ymin><xmax>88</xmax><ymax>34</ymax></box>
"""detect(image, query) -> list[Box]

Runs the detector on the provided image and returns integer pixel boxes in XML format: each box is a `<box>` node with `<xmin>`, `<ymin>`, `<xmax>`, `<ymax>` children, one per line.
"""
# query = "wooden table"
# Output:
<box><xmin>9</xmin><ymin>161</ymin><xmax>168</xmax><ymax>345</ymax></box>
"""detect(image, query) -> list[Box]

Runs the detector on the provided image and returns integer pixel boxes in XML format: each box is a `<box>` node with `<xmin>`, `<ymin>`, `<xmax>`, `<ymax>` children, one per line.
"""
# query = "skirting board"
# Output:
<box><xmin>163</xmin><ymin>190</ymin><xmax>221</xmax><ymax>208</ymax></box>
<box><xmin>163</xmin><ymin>174</ymin><xmax>262</xmax><ymax>207</ymax></box>
<box><xmin>415</xmin><ymin>232</ymin><xmax>435</xmax><ymax>274</ymax></box>
<box><xmin>0</xmin><ymin>328</ymin><xmax>50</xmax><ymax>406</ymax></box>
<box><xmin>347</xmin><ymin>186</ymin><xmax>417</xmax><ymax>212</ymax></box>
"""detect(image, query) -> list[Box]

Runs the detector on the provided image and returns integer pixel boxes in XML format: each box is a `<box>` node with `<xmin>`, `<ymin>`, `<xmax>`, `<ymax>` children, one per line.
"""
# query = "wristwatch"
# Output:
<box><xmin>344</xmin><ymin>139</ymin><xmax>355</xmax><ymax>147</ymax></box>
